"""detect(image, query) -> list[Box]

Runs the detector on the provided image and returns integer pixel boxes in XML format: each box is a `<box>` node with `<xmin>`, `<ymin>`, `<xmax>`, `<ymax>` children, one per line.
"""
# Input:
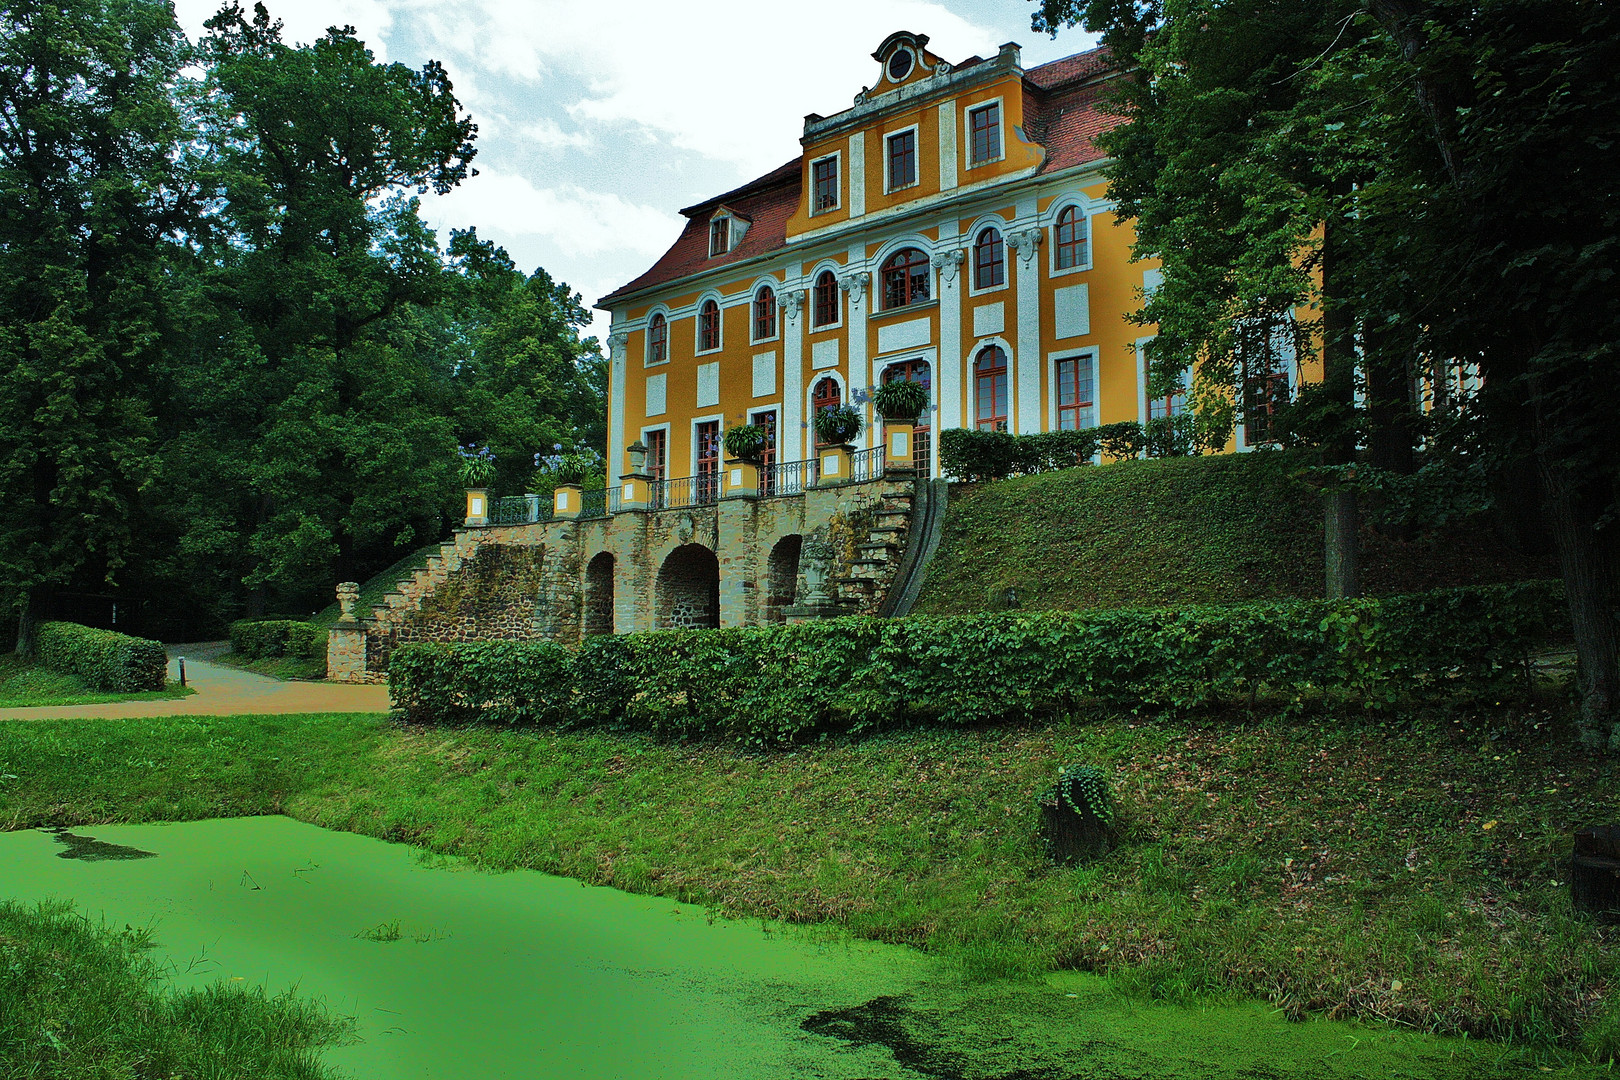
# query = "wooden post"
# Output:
<box><xmin>1573</xmin><ymin>825</ymin><xmax>1620</xmax><ymax>922</ymax></box>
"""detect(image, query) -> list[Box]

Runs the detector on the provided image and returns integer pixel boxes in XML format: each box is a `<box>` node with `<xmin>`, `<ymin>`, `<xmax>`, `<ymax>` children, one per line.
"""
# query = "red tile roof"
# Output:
<box><xmin>598</xmin><ymin>45</ymin><xmax>1121</xmax><ymax>309</ymax></box>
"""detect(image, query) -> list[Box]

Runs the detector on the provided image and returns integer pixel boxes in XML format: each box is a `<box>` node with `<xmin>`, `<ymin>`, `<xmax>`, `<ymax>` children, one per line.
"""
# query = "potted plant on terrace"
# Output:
<box><xmin>813</xmin><ymin>403</ymin><xmax>863</xmax><ymax>447</ymax></box>
<box><xmin>458</xmin><ymin>444</ymin><xmax>496</xmax><ymax>525</ymax></box>
<box><xmin>871</xmin><ymin>379</ymin><xmax>929</xmax><ymax>424</ymax></box>
<box><xmin>723</xmin><ymin>423</ymin><xmax>767</xmax><ymax>464</ymax></box>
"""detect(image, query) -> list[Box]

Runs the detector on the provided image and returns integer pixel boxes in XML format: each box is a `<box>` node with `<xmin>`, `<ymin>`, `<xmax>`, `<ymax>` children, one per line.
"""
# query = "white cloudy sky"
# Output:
<box><xmin>171</xmin><ymin>0</ymin><xmax>1099</xmax><ymax>343</ymax></box>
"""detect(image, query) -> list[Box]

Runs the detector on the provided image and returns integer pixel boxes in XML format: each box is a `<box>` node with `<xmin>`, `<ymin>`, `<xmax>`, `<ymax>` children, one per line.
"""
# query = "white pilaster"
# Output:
<box><xmin>1010</xmin><ymin>198</ymin><xmax>1044</xmax><ymax>434</ymax></box>
<box><xmin>840</xmin><ymin>253</ymin><xmax>871</xmax><ymax>448</ymax></box>
<box><xmin>937</xmin><ymin>101</ymin><xmax>957</xmax><ymax>191</ymax></box>
<box><xmin>848</xmin><ymin>132</ymin><xmax>866</xmax><ymax>218</ymax></box>
<box><xmin>932</xmin><ymin>227</ymin><xmax>964</xmax><ymax>474</ymax></box>
<box><xmin>781</xmin><ymin>285</ymin><xmax>806</xmax><ymax>461</ymax></box>
<box><xmin>607</xmin><ymin>328</ymin><xmax>628</xmax><ymax>470</ymax></box>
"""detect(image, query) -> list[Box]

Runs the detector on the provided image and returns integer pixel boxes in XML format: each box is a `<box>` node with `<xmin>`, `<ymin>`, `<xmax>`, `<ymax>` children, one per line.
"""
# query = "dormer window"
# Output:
<box><xmin>811</xmin><ymin>155</ymin><xmax>839</xmax><ymax>214</ymax></box>
<box><xmin>709</xmin><ymin>217</ymin><xmax>729</xmax><ymax>257</ymax></box>
<box><xmin>968</xmin><ymin>102</ymin><xmax>1002</xmax><ymax>166</ymax></box>
<box><xmin>887</xmin><ymin>49</ymin><xmax>912</xmax><ymax>80</ymax></box>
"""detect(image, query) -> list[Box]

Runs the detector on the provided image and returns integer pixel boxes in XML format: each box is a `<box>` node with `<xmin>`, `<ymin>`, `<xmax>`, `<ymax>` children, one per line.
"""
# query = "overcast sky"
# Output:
<box><xmin>171</xmin><ymin>0</ymin><xmax>1100</xmax><ymax>344</ymax></box>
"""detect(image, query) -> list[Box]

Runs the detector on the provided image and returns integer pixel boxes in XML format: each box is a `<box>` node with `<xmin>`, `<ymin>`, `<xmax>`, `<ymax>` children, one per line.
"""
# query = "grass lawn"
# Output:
<box><xmin>0</xmin><ymin>654</ymin><xmax>193</xmax><ymax>709</ymax></box>
<box><xmin>0</xmin><ymin>704</ymin><xmax>1614</xmax><ymax>1064</ymax></box>
<box><xmin>0</xmin><ymin>898</ymin><xmax>350</xmax><ymax>1077</ymax></box>
<box><xmin>209</xmin><ymin>651</ymin><xmax>327</xmax><ymax>681</ymax></box>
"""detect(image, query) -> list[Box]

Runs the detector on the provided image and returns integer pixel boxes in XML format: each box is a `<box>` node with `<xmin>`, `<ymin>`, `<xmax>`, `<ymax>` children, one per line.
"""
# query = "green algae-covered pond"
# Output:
<box><xmin>0</xmin><ymin>816</ymin><xmax>1578</xmax><ymax>1078</ymax></box>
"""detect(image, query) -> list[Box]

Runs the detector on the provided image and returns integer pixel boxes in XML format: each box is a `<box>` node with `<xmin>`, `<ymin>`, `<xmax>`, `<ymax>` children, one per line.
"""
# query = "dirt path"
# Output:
<box><xmin>0</xmin><ymin>645</ymin><xmax>391</xmax><ymax>720</ymax></box>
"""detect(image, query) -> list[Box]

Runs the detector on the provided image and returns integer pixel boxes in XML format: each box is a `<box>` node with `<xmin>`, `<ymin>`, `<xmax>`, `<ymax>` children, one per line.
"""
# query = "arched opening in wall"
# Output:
<box><xmin>764</xmin><ymin>535</ymin><xmax>802</xmax><ymax>624</ymax></box>
<box><xmin>655</xmin><ymin>544</ymin><xmax>720</xmax><ymax>630</ymax></box>
<box><xmin>584</xmin><ymin>551</ymin><xmax>615</xmax><ymax>637</ymax></box>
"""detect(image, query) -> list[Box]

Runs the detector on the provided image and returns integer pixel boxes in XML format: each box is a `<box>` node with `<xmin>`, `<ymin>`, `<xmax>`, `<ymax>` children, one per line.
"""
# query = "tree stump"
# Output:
<box><xmin>1572</xmin><ymin>826</ymin><xmax>1620</xmax><ymax>923</ymax></box>
<box><xmin>1039</xmin><ymin>797</ymin><xmax>1115</xmax><ymax>865</ymax></box>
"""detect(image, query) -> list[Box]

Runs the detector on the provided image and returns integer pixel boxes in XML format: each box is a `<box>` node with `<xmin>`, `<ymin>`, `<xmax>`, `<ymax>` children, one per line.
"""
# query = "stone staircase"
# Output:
<box><xmin>830</xmin><ymin>488</ymin><xmax>915</xmax><ymax>615</ymax></box>
<box><xmin>367</xmin><ymin>528</ymin><xmax>489</xmax><ymax>637</ymax></box>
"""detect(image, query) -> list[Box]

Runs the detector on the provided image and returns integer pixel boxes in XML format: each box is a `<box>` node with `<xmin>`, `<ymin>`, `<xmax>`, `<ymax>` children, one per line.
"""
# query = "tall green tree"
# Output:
<box><xmin>0</xmin><ymin>0</ymin><xmax>191</xmax><ymax>651</ymax></box>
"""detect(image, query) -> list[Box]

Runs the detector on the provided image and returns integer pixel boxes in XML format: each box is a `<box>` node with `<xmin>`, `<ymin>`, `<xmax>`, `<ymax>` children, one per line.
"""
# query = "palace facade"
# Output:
<box><xmin>596</xmin><ymin>32</ymin><xmax>1299</xmax><ymax>488</ymax></box>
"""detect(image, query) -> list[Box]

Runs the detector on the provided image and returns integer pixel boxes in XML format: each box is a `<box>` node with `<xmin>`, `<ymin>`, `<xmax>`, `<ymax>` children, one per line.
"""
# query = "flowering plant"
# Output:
<box><xmin>457</xmin><ymin>444</ymin><xmax>496</xmax><ymax>487</ymax></box>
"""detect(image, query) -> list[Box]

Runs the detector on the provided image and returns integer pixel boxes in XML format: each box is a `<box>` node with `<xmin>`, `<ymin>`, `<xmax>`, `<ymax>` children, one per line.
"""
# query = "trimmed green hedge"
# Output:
<box><xmin>938</xmin><ymin>418</ymin><xmax>1225</xmax><ymax>482</ymax></box>
<box><xmin>391</xmin><ymin>581</ymin><xmax>1563</xmax><ymax>744</ymax></box>
<box><xmin>229</xmin><ymin>619</ymin><xmax>326</xmax><ymax>661</ymax></box>
<box><xmin>35</xmin><ymin>621</ymin><xmax>167</xmax><ymax>693</ymax></box>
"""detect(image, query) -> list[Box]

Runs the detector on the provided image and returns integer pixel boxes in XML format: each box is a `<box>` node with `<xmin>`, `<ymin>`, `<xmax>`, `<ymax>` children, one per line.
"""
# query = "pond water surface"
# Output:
<box><xmin>0</xmin><ymin>816</ymin><xmax>1578</xmax><ymax>1079</ymax></box>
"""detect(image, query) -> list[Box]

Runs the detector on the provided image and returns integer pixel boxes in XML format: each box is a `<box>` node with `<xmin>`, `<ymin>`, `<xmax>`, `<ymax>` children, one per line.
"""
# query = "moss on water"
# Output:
<box><xmin>0</xmin><ymin>709</ymin><xmax>1615</xmax><ymax>1072</ymax></box>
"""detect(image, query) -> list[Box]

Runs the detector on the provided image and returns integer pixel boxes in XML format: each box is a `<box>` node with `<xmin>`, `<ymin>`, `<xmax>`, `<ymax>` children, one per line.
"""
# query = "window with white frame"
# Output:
<box><xmin>811</xmin><ymin>155</ymin><xmax>839</xmax><ymax>214</ymax></box>
<box><xmin>967</xmin><ymin>102</ymin><xmax>1001</xmax><ymax>166</ymax></box>
<box><xmin>886</xmin><ymin>129</ymin><xmax>917</xmax><ymax>191</ymax></box>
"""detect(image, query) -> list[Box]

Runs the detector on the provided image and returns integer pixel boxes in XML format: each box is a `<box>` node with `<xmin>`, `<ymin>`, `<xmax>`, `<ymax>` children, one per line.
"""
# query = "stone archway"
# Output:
<box><xmin>655</xmin><ymin>544</ymin><xmax>720</xmax><ymax>629</ymax></box>
<box><xmin>584</xmin><ymin>551</ymin><xmax>615</xmax><ymax>637</ymax></box>
<box><xmin>764</xmin><ymin>535</ymin><xmax>802</xmax><ymax>624</ymax></box>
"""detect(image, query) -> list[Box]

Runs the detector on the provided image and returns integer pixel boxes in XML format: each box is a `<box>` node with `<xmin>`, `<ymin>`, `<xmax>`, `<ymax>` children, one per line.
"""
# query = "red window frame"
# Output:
<box><xmin>752</xmin><ymin>409</ymin><xmax>778</xmax><ymax>495</ymax></box>
<box><xmin>645</xmin><ymin>428</ymin><xmax>667</xmax><ymax>508</ymax></box>
<box><xmin>811</xmin><ymin>377</ymin><xmax>842</xmax><ymax>447</ymax></box>
<box><xmin>753</xmin><ymin>286</ymin><xmax>776</xmax><ymax>341</ymax></box>
<box><xmin>974</xmin><ymin>346</ymin><xmax>1009</xmax><ymax>432</ymax></box>
<box><xmin>881</xmin><ymin>247</ymin><xmax>931</xmax><ymax>310</ymax></box>
<box><xmin>1055</xmin><ymin>206</ymin><xmax>1087</xmax><ymax>269</ymax></box>
<box><xmin>973</xmin><ymin>228</ymin><xmax>1004</xmax><ymax>289</ymax></box>
<box><xmin>647</xmin><ymin>313</ymin><xmax>667</xmax><ymax>364</ymax></box>
<box><xmin>698</xmin><ymin>299</ymin><xmax>720</xmax><ymax>352</ymax></box>
<box><xmin>1055</xmin><ymin>354</ymin><xmax>1095</xmax><ymax>431</ymax></box>
<box><xmin>1244</xmin><ymin>373</ymin><xmax>1289</xmax><ymax>444</ymax></box>
<box><xmin>887</xmin><ymin>130</ymin><xmax>916</xmax><ymax>189</ymax></box>
<box><xmin>696</xmin><ymin>420</ymin><xmax>721</xmax><ymax>503</ymax></box>
<box><xmin>709</xmin><ymin>217</ymin><xmax>729</xmax><ymax>257</ymax></box>
<box><xmin>812</xmin><ymin>157</ymin><xmax>838</xmax><ymax>212</ymax></box>
<box><xmin>969</xmin><ymin>103</ymin><xmax>1000</xmax><ymax>165</ymax></box>
<box><xmin>883</xmin><ymin>360</ymin><xmax>932</xmax><ymax>475</ymax></box>
<box><xmin>813</xmin><ymin>270</ymin><xmax>838</xmax><ymax>327</ymax></box>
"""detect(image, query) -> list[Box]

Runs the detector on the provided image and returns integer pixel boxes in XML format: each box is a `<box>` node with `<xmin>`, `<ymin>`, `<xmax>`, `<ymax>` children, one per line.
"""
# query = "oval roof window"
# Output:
<box><xmin>888</xmin><ymin>49</ymin><xmax>913</xmax><ymax>81</ymax></box>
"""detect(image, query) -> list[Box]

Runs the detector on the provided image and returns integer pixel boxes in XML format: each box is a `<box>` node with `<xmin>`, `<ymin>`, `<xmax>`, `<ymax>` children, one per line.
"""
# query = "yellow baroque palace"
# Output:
<box><xmin>596</xmin><ymin>32</ymin><xmax>1303</xmax><ymax>489</ymax></box>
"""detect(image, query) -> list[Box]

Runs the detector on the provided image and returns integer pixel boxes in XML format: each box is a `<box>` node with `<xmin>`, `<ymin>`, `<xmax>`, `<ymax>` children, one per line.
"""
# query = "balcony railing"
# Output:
<box><xmin>578</xmin><ymin>486</ymin><xmax>621</xmax><ymax>519</ymax></box>
<box><xmin>488</xmin><ymin>494</ymin><xmax>550</xmax><ymax>525</ymax></box>
<box><xmin>764</xmin><ymin>456</ymin><xmax>818</xmax><ymax>497</ymax></box>
<box><xmin>849</xmin><ymin>446</ymin><xmax>886</xmax><ymax>484</ymax></box>
<box><xmin>650</xmin><ymin>473</ymin><xmax>720</xmax><ymax>510</ymax></box>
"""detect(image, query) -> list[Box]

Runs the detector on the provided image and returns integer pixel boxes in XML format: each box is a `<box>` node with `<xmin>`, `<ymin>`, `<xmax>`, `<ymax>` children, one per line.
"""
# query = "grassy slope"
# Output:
<box><xmin>308</xmin><ymin>541</ymin><xmax>444</xmax><ymax>630</ymax></box>
<box><xmin>0</xmin><ymin>898</ymin><xmax>349</xmax><ymax>1077</ymax></box>
<box><xmin>209</xmin><ymin>653</ymin><xmax>327</xmax><ymax>681</ymax></box>
<box><xmin>912</xmin><ymin>453</ymin><xmax>1556</xmax><ymax>615</ymax></box>
<box><xmin>0</xmin><ymin>709</ymin><xmax>1614</xmax><ymax>1063</ymax></box>
<box><xmin>0</xmin><ymin>655</ymin><xmax>193</xmax><ymax>709</ymax></box>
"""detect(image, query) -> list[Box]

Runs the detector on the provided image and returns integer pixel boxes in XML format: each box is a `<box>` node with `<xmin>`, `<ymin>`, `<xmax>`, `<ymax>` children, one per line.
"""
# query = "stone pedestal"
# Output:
<box><xmin>553</xmin><ymin>483</ymin><xmax>582</xmax><ymax>520</ymax></box>
<box><xmin>326</xmin><ymin>581</ymin><xmax>368</xmax><ymax>683</ymax></box>
<box><xmin>465</xmin><ymin>488</ymin><xmax>489</xmax><ymax>527</ymax></box>
<box><xmin>618</xmin><ymin>472</ymin><xmax>653</xmax><ymax>511</ymax></box>
<box><xmin>722</xmin><ymin>459</ymin><xmax>760</xmax><ymax>500</ymax></box>
<box><xmin>815</xmin><ymin>444</ymin><xmax>855</xmax><ymax>487</ymax></box>
<box><xmin>884</xmin><ymin>422</ymin><xmax>917</xmax><ymax>473</ymax></box>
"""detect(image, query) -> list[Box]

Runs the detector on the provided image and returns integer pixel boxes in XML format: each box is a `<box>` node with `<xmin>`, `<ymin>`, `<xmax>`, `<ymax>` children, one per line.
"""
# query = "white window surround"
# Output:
<box><xmin>643</xmin><ymin>307</ymin><xmax>671</xmax><ymax>367</ymax></box>
<box><xmin>884</xmin><ymin>45</ymin><xmax>916</xmax><ymax>84</ymax></box>
<box><xmin>808</xmin><ymin>263</ymin><xmax>845</xmax><ymax>331</ymax></box>
<box><xmin>689</xmin><ymin>413</ymin><xmax>725</xmax><ymax>476</ymax></box>
<box><xmin>806</xmin><ymin>371</ymin><xmax>849</xmax><ymax>437</ymax></box>
<box><xmin>883</xmin><ymin>124</ymin><xmax>922</xmax><ymax>194</ymax></box>
<box><xmin>749</xmin><ymin>283</ymin><xmax>781</xmax><ymax>344</ymax></box>
<box><xmin>1046</xmin><ymin>346</ymin><xmax>1101</xmax><ymax>432</ymax></box>
<box><xmin>963</xmin><ymin>97</ymin><xmax>1006</xmax><ymax>170</ymax></box>
<box><xmin>693</xmin><ymin>291</ymin><xmax>724</xmax><ymax>356</ymax></box>
<box><xmin>1047</xmin><ymin>200</ymin><xmax>1095</xmax><ymax>278</ymax></box>
<box><xmin>809</xmin><ymin>151</ymin><xmax>842</xmax><ymax>216</ymax></box>
<box><xmin>966</xmin><ymin>222</ymin><xmax>1012</xmax><ymax>298</ymax></box>
<box><xmin>639</xmin><ymin>423</ymin><xmax>671</xmax><ymax>473</ymax></box>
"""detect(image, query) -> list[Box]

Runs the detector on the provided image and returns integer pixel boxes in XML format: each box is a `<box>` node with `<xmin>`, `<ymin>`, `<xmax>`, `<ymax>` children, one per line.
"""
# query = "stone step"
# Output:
<box><xmin>850</xmin><ymin>558</ymin><xmax>889</xmax><ymax>573</ymax></box>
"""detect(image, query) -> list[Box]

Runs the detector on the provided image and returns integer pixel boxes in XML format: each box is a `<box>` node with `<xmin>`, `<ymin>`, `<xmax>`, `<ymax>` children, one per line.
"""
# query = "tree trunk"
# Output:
<box><xmin>1572</xmin><ymin>826</ymin><xmax>1620</xmax><ymax>922</ymax></box>
<box><xmin>1537</xmin><ymin>449</ymin><xmax>1620</xmax><ymax>750</ymax></box>
<box><xmin>1320</xmin><ymin>208</ymin><xmax>1362</xmax><ymax>599</ymax></box>
<box><xmin>15</xmin><ymin>585</ymin><xmax>46</xmax><ymax>658</ymax></box>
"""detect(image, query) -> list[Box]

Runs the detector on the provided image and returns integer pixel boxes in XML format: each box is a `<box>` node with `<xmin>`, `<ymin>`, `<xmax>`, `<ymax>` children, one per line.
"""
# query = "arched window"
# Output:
<box><xmin>698</xmin><ymin>299</ymin><xmax>720</xmax><ymax>352</ymax></box>
<box><xmin>647</xmin><ymin>312</ymin><xmax>667</xmax><ymax>364</ymax></box>
<box><xmin>813</xmin><ymin>270</ymin><xmax>838</xmax><ymax>327</ymax></box>
<box><xmin>1054</xmin><ymin>206</ymin><xmax>1088</xmax><ymax>269</ymax></box>
<box><xmin>973</xmin><ymin>228</ymin><xmax>1005</xmax><ymax>290</ymax></box>
<box><xmin>752</xmin><ymin>286</ymin><xmax>777</xmax><ymax>341</ymax></box>
<box><xmin>811</xmin><ymin>376</ymin><xmax>841</xmax><ymax>446</ymax></box>
<box><xmin>880</xmin><ymin>247</ymin><xmax>930</xmax><ymax>309</ymax></box>
<box><xmin>974</xmin><ymin>346</ymin><xmax>1009</xmax><ymax>432</ymax></box>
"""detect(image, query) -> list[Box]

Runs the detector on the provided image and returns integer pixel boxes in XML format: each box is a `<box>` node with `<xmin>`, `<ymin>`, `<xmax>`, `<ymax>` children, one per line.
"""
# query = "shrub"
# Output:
<box><xmin>388</xmin><ymin>581</ymin><xmax>1563</xmax><ymax>745</ymax></box>
<box><xmin>230</xmin><ymin>620</ymin><xmax>326</xmax><ymax>661</ymax></box>
<box><xmin>939</xmin><ymin>419</ymin><xmax>1229</xmax><ymax>481</ymax></box>
<box><xmin>34</xmin><ymin>621</ymin><xmax>166</xmax><ymax>693</ymax></box>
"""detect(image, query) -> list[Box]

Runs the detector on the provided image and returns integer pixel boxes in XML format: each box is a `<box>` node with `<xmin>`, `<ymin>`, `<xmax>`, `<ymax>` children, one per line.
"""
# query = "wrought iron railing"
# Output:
<box><xmin>650</xmin><ymin>473</ymin><xmax>720</xmax><ymax>510</ymax></box>
<box><xmin>578</xmin><ymin>487</ymin><xmax>610</xmax><ymax>519</ymax></box>
<box><xmin>487</xmin><ymin>495</ymin><xmax>549</xmax><ymax>525</ymax></box>
<box><xmin>764</xmin><ymin>457</ymin><xmax>818</xmax><ymax>497</ymax></box>
<box><xmin>849</xmin><ymin>446</ymin><xmax>886</xmax><ymax>484</ymax></box>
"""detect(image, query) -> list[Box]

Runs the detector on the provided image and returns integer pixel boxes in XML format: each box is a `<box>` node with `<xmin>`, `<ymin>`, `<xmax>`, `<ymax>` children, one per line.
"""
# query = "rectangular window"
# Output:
<box><xmin>695</xmin><ymin>420</ymin><xmax>721</xmax><ymax>504</ymax></box>
<box><xmin>1056</xmin><ymin>354</ymin><xmax>1096</xmax><ymax>431</ymax></box>
<box><xmin>708</xmin><ymin>218</ymin><xmax>729</xmax><ymax>257</ymax></box>
<box><xmin>812</xmin><ymin>156</ymin><xmax>839</xmax><ymax>213</ymax></box>
<box><xmin>969</xmin><ymin>103</ymin><xmax>1001</xmax><ymax>166</ymax></box>
<box><xmin>886</xmin><ymin>130</ymin><xmax>916</xmax><ymax>190</ymax></box>
<box><xmin>645</xmin><ymin>428</ymin><xmax>667</xmax><ymax>509</ymax></box>
<box><xmin>752</xmin><ymin>409</ymin><xmax>778</xmax><ymax>495</ymax></box>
